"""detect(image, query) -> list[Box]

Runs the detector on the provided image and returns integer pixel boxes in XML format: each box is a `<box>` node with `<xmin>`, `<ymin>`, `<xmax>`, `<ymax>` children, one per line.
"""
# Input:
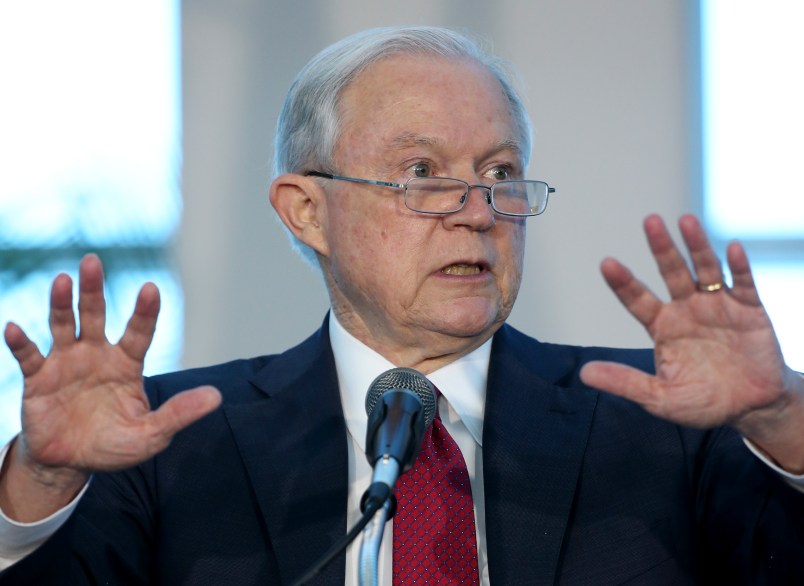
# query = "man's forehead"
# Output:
<box><xmin>330</xmin><ymin>53</ymin><xmax>528</xmax><ymax>171</ymax></box>
<box><xmin>340</xmin><ymin>54</ymin><xmax>493</xmax><ymax>111</ymax></box>
<box><xmin>387</xmin><ymin>132</ymin><xmax>524</xmax><ymax>160</ymax></box>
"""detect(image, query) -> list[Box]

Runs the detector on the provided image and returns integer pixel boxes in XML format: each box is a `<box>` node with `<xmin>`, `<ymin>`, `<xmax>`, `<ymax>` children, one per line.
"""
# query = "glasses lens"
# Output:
<box><xmin>405</xmin><ymin>178</ymin><xmax>468</xmax><ymax>214</ymax></box>
<box><xmin>492</xmin><ymin>181</ymin><xmax>548</xmax><ymax>216</ymax></box>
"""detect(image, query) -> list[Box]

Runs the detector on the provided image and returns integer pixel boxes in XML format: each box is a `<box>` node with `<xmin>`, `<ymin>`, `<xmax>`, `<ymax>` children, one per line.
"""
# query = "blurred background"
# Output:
<box><xmin>1</xmin><ymin>0</ymin><xmax>802</xmax><ymax>441</ymax></box>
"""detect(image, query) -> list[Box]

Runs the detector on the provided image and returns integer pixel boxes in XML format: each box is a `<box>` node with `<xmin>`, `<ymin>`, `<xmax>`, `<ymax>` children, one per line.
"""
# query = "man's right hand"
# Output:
<box><xmin>0</xmin><ymin>254</ymin><xmax>222</xmax><ymax>522</ymax></box>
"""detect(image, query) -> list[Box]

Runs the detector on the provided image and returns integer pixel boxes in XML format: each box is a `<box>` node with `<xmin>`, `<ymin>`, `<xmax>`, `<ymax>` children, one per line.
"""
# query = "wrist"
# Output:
<box><xmin>737</xmin><ymin>370</ymin><xmax>804</xmax><ymax>474</ymax></box>
<box><xmin>12</xmin><ymin>435</ymin><xmax>88</xmax><ymax>490</ymax></box>
<box><xmin>0</xmin><ymin>437</ymin><xmax>89</xmax><ymax>523</ymax></box>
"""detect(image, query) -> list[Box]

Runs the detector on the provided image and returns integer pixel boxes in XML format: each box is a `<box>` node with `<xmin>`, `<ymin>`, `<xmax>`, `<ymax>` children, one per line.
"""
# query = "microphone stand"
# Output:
<box><xmin>358</xmin><ymin>498</ymin><xmax>393</xmax><ymax>586</ymax></box>
<box><xmin>358</xmin><ymin>453</ymin><xmax>400</xmax><ymax>585</ymax></box>
<box><xmin>288</xmin><ymin>490</ymin><xmax>390</xmax><ymax>586</ymax></box>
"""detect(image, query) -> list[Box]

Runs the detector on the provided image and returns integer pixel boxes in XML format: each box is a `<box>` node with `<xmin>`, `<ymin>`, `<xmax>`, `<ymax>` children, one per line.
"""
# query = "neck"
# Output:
<box><xmin>331</xmin><ymin>308</ymin><xmax>498</xmax><ymax>375</ymax></box>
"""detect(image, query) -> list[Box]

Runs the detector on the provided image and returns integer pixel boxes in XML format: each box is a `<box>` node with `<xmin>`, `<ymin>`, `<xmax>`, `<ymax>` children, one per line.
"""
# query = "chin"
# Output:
<box><xmin>430</xmin><ymin>299</ymin><xmax>505</xmax><ymax>339</ymax></box>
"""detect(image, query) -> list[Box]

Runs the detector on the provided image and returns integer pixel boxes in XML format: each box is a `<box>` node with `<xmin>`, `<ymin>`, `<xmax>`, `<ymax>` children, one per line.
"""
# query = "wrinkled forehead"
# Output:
<box><xmin>334</xmin><ymin>54</ymin><xmax>525</xmax><ymax>165</ymax></box>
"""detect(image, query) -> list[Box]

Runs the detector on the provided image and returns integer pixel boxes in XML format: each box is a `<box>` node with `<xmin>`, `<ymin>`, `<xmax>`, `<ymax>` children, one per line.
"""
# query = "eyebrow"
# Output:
<box><xmin>388</xmin><ymin>133</ymin><xmax>440</xmax><ymax>149</ymax></box>
<box><xmin>388</xmin><ymin>132</ymin><xmax>524</xmax><ymax>161</ymax></box>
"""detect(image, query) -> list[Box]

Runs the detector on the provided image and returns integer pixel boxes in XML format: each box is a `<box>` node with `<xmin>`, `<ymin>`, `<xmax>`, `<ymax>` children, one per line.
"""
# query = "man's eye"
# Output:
<box><xmin>488</xmin><ymin>166</ymin><xmax>510</xmax><ymax>181</ymax></box>
<box><xmin>412</xmin><ymin>163</ymin><xmax>431</xmax><ymax>177</ymax></box>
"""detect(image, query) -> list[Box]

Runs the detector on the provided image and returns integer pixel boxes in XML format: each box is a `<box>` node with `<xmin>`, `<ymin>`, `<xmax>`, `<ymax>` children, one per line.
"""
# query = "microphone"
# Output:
<box><xmin>292</xmin><ymin>368</ymin><xmax>437</xmax><ymax>586</ymax></box>
<box><xmin>362</xmin><ymin>367</ymin><xmax>437</xmax><ymax>509</ymax></box>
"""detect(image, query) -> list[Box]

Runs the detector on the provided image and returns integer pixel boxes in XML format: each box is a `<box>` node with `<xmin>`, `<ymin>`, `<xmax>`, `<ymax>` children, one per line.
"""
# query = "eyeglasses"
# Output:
<box><xmin>306</xmin><ymin>171</ymin><xmax>556</xmax><ymax>217</ymax></box>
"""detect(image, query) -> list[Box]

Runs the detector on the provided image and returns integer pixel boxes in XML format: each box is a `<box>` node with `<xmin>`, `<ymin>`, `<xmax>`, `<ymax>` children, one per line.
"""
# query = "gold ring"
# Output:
<box><xmin>697</xmin><ymin>281</ymin><xmax>724</xmax><ymax>293</ymax></box>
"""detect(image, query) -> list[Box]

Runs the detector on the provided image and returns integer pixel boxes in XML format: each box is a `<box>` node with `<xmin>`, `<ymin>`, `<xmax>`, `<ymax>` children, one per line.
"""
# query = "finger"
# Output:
<box><xmin>49</xmin><ymin>273</ymin><xmax>76</xmax><ymax>348</ymax></box>
<box><xmin>678</xmin><ymin>214</ymin><xmax>725</xmax><ymax>292</ymax></box>
<box><xmin>643</xmin><ymin>214</ymin><xmax>696</xmax><ymax>299</ymax></box>
<box><xmin>142</xmin><ymin>386</ymin><xmax>222</xmax><ymax>455</ymax></box>
<box><xmin>599</xmin><ymin>258</ymin><xmax>663</xmax><ymax>327</ymax></box>
<box><xmin>118</xmin><ymin>283</ymin><xmax>161</xmax><ymax>362</ymax></box>
<box><xmin>4</xmin><ymin>322</ymin><xmax>45</xmax><ymax>378</ymax></box>
<box><xmin>580</xmin><ymin>361</ymin><xmax>658</xmax><ymax>409</ymax></box>
<box><xmin>725</xmin><ymin>240</ymin><xmax>762</xmax><ymax>306</ymax></box>
<box><xmin>77</xmin><ymin>254</ymin><xmax>108</xmax><ymax>343</ymax></box>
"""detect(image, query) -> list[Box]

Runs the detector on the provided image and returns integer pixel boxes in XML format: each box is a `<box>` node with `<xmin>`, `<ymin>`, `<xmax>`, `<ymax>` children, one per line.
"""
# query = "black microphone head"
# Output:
<box><xmin>365</xmin><ymin>367</ymin><xmax>437</xmax><ymax>429</ymax></box>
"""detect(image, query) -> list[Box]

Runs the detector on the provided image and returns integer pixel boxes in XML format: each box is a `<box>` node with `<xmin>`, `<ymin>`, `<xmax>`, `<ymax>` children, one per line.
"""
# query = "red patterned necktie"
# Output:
<box><xmin>392</xmin><ymin>394</ymin><xmax>480</xmax><ymax>584</ymax></box>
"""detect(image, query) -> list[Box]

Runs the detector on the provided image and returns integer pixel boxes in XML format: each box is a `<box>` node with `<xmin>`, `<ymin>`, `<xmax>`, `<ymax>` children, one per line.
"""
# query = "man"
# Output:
<box><xmin>0</xmin><ymin>26</ymin><xmax>802</xmax><ymax>584</ymax></box>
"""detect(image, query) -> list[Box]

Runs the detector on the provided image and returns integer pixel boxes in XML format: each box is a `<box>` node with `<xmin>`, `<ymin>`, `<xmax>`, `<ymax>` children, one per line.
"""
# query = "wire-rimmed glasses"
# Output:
<box><xmin>306</xmin><ymin>171</ymin><xmax>556</xmax><ymax>217</ymax></box>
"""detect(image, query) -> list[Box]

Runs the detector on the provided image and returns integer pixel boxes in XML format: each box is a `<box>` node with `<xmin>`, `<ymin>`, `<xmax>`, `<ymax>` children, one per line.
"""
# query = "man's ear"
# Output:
<box><xmin>269</xmin><ymin>174</ymin><xmax>329</xmax><ymax>257</ymax></box>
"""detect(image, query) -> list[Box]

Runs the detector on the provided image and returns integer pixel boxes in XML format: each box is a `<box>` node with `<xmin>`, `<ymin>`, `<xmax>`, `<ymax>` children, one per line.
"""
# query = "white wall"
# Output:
<box><xmin>179</xmin><ymin>0</ymin><xmax>698</xmax><ymax>368</ymax></box>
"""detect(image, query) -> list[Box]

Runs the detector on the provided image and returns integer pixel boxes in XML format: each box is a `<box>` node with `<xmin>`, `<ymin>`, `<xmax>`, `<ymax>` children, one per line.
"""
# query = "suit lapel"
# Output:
<box><xmin>484</xmin><ymin>325</ymin><xmax>598</xmax><ymax>585</ymax></box>
<box><xmin>223</xmin><ymin>324</ymin><xmax>349</xmax><ymax>585</ymax></box>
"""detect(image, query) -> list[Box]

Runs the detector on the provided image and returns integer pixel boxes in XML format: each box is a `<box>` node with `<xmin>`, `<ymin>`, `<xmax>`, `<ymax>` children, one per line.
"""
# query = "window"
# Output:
<box><xmin>701</xmin><ymin>0</ymin><xmax>804</xmax><ymax>370</ymax></box>
<box><xmin>0</xmin><ymin>2</ymin><xmax>183</xmax><ymax>440</ymax></box>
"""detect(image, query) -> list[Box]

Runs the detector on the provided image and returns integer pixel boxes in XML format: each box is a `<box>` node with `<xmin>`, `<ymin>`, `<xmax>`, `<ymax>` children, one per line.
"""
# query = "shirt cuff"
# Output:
<box><xmin>743</xmin><ymin>437</ymin><xmax>804</xmax><ymax>494</ymax></box>
<box><xmin>0</xmin><ymin>440</ymin><xmax>89</xmax><ymax>570</ymax></box>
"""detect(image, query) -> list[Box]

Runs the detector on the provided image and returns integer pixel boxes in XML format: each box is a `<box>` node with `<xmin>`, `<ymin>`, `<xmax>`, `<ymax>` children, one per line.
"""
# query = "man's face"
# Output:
<box><xmin>317</xmin><ymin>54</ymin><xmax>527</xmax><ymax>367</ymax></box>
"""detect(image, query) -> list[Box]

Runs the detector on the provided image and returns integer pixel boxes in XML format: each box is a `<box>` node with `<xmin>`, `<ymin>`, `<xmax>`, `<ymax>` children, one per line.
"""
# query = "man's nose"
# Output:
<box><xmin>444</xmin><ymin>184</ymin><xmax>495</xmax><ymax>230</ymax></box>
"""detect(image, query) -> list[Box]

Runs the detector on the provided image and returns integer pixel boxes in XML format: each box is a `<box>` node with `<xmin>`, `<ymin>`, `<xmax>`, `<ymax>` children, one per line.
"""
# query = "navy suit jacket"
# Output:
<box><xmin>2</xmin><ymin>320</ymin><xmax>803</xmax><ymax>584</ymax></box>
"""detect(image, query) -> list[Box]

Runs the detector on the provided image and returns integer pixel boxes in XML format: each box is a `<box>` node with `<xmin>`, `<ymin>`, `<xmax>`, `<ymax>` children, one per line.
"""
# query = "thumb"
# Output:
<box><xmin>144</xmin><ymin>386</ymin><xmax>222</xmax><ymax>454</ymax></box>
<box><xmin>580</xmin><ymin>361</ymin><xmax>654</xmax><ymax>403</ymax></box>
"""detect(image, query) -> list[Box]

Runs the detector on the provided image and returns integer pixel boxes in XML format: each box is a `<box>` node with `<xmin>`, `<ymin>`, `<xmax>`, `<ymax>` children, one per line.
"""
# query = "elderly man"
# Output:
<box><xmin>0</xmin><ymin>26</ymin><xmax>802</xmax><ymax>585</ymax></box>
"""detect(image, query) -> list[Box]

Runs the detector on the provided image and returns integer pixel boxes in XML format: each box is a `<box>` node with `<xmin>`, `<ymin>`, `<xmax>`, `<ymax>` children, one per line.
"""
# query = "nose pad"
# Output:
<box><xmin>459</xmin><ymin>188</ymin><xmax>492</xmax><ymax>207</ymax></box>
<box><xmin>448</xmin><ymin>185</ymin><xmax>495</xmax><ymax>229</ymax></box>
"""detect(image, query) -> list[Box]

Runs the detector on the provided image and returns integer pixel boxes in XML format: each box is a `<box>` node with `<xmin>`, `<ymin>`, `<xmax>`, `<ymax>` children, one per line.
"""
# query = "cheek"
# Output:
<box><xmin>499</xmin><ymin>224</ymin><xmax>527</xmax><ymax>287</ymax></box>
<box><xmin>512</xmin><ymin>228</ymin><xmax>526</xmax><ymax>268</ymax></box>
<box><xmin>327</xmin><ymin>198</ymin><xmax>373</xmax><ymax>259</ymax></box>
<box><xmin>325</xmin><ymin>193</ymin><xmax>432</xmax><ymax>281</ymax></box>
<box><xmin>358</xmin><ymin>218</ymin><xmax>397</xmax><ymax>247</ymax></box>
<box><xmin>334</xmin><ymin>217</ymin><xmax>405</xmax><ymax>274</ymax></box>
<box><xmin>346</xmin><ymin>203</ymin><xmax>421</xmax><ymax>253</ymax></box>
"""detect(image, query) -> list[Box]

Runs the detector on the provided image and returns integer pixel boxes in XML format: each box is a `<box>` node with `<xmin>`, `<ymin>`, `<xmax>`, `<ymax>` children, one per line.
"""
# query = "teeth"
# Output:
<box><xmin>442</xmin><ymin>264</ymin><xmax>481</xmax><ymax>276</ymax></box>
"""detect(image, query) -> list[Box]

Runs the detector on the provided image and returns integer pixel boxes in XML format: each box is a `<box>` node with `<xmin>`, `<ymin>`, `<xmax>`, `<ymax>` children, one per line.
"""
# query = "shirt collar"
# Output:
<box><xmin>329</xmin><ymin>313</ymin><xmax>490</xmax><ymax>452</ymax></box>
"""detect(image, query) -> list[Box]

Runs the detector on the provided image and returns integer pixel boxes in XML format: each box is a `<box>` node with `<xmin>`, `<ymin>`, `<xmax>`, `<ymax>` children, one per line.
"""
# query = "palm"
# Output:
<box><xmin>21</xmin><ymin>335</ymin><xmax>151</xmax><ymax>470</ymax></box>
<box><xmin>580</xmin><ymin>215</ymin><xmax>797</xmax><ymax>432</ymax></box>
<box><xmin>5</xmin><ymin>255</ymin><xmax>221</xmax><ymax>473</ymax></box>
<box><xmin>644</xmin><ymin>282</ymin><xmax>785</xmax><ymax>427</ymax></box>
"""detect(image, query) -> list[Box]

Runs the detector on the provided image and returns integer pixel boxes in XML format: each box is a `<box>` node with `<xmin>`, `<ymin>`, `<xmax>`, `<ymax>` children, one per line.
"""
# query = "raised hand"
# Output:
<box><xmin>1</xmin><ymin>254</ymin><xmax>221</xmax><ymax>521</ymax></box>
<box><xmin>580</xmin><ymin>214</ymin><xmax>804</xmax><ymax>473</ymax></box>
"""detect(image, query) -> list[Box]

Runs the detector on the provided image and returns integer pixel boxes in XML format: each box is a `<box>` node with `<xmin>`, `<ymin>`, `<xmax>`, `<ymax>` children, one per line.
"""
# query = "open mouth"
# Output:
<box><xmin>441</xmin><ymin>263</ymin><xmax>483</xmax><ymax>276</ymax></box>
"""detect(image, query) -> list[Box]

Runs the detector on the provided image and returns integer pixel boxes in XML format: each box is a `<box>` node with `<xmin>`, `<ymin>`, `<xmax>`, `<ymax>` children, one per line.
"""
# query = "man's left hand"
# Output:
<box><xmin>580</xmin><ymin>214</ymin><xmax>804</xmax><ymax>474</ymax></box>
